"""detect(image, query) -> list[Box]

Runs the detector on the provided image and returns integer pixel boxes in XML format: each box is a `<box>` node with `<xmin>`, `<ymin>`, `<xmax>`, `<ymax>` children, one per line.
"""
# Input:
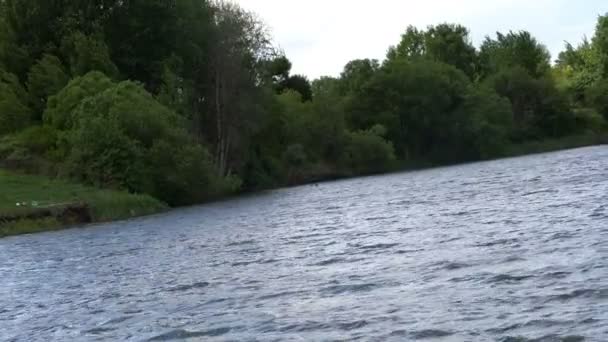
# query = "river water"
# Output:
<box><xmin>1</xmin><ymin>146</ymin><xmax>607</xmax><ymax>341</ymax></box>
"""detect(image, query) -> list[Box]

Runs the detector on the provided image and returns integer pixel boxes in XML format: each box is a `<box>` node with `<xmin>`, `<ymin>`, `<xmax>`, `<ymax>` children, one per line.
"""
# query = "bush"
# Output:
<box><xmin>44</xmin><ymin>71</ymin><xmax>114</xmax><ymax>130</ymax></box>
<box><xmin>342</xmin><ymin>126</ymin><xmax>395</xmax><ymax>174</ymax></box>
<box><xmin>67</xmin><ymin>116</ymin><xmax>146</xmax><ymax>190</ymax></box>
<box><xmin>0</xmin><ymin>125</ymin><xmax>58</xmax><ymax>174</ymax></box>
<box><xmin>11</xmin><ymin>125</ymin><xmax>58</xmax><ymax>154</ymax></box>
<box><xmin>71</xmin><ymin>80</ymin><xmax>183</xmax><ymax>148</ymax></box>
<box><xmin>147</xmin><ymin>141</ymin><xmax>239</xmax><ymax>205</ymax></box>
<box><xmin>60</xmin><ymin>78</ymin><xmax>236</xmax><ymax>205</ymax></box>
<box><xmin>573</xmin><ymin>108</ymin><xmax>606</xmax><ymax>133</ymax></box>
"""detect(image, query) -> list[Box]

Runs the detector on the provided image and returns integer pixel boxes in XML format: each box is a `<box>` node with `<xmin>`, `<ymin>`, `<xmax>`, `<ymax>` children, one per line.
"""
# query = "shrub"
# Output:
<box><xmin>44</xmin><ymin>71</ymin><xmax>114</xmax><ymax>130</ymax></box>
<box><xmin>342</xmin><ymin>126</ymin><xmax>395</xmax><ymax>174</ymax></box>
<box><xmin>61</xmin><ymin>78</ymin><xmax>236</xmax><ymax>205</ymax></box>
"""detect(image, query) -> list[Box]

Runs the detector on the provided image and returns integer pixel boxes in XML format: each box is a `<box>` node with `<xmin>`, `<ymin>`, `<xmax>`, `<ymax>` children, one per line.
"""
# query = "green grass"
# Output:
<box><xmin>0</xmin><ymin>170</ymin><xmax>167</xmax><ymax>237</ymax></box>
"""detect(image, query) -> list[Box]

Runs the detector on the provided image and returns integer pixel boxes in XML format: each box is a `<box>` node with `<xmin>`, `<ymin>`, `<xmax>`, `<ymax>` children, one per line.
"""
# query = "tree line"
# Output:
<box><xmin>0</xmin><ymin>0</ymin><xmax>607</xmax><ymax>205</ymax></box>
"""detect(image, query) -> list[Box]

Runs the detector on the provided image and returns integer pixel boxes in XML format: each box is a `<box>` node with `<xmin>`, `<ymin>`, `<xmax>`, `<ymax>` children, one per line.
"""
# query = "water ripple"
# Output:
<box><xmin>1</xmin><ymin>146</ymin><xmax>607</xmax><ymax>341</ymax></box>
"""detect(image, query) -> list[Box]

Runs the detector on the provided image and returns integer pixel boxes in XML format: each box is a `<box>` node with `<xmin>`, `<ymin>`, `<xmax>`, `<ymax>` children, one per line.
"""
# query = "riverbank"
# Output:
<box><xmin>503</xmin><ymin>133</ymin><xmax>608</xmax><ymax>157</ymax></box>
<box><xmin>1</xmin><ymin>133</ymin><xmax>606</xmax><ymax>238</ymax></box>
<box><xmin>291</xmin><ymin>133</ymin><xmax>608</xmax><ymax>185</ymax></box>
<box><xmin>0</xmin><ymin>170</ymin><xmax>167</xmax><ymax>238</ymax></box>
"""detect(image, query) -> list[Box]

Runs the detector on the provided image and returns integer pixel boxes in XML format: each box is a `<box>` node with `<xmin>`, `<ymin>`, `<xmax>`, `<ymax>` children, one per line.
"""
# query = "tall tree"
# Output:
<box><xmin>205</xmin><ymin>0</ymin><xmax>275</xmax><ymax>176</ymax></box>
<box><xmin>593</xmin><ymin>14</ymin><xmax>608</xmax><ymax>76</ymax></box>
<box><xmin>386</xmin><ymin>26</ymin><xmax>425</xmax><ymax>62</ymax></box>
<box><xmin>479</xmin><ymin>31</ymin><xmax>551</xmax><ymax>78</ymax></box>
<box><xmin>424</xmin><ymin>23</ymin><xmax>477</xmax><ymax>78</ymax></box>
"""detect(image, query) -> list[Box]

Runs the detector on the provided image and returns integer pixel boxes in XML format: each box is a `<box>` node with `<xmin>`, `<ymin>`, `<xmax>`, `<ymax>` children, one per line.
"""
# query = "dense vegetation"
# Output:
<box><xmin>1</xmin><ymin>1</ymin><xmax>607</xmax><ymax>208</ymax></box>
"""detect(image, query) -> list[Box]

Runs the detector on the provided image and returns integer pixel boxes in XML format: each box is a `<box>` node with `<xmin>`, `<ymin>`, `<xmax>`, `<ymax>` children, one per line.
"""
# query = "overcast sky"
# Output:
<box><xmin>234</xmin><ymin>0</ymin><xmax>608</xmax><ymax>79</ymax></box>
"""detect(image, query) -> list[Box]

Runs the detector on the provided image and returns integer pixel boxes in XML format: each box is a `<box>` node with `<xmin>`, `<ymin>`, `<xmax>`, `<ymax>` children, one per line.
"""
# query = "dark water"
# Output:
<box><xmin>1</xmin><ymin>147</ymin><xmax>607</xmax><ymax>341</ymax></box>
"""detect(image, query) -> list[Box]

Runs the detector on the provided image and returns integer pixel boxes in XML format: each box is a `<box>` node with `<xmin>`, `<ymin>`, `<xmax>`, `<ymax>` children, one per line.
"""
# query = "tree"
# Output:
<box><xmin>204</xmin><ymin>1</ymin><xmax>275</xmax><ymax>176</ymax></box>
<box><xmin>102</xmin><ymin>0</ymin><xmax>183</xmax><ymax>90</ymax></box>
<box><xmin>65</xmin><ymin>79</ymin><xmax>235</xmax><ymax>204</ymax></box>
<box><xmin>281</xmin><ymin>74</ymin><xmax>312</xmax><ymax>102</ymax></box>
<box><xmin>361</xmin><ymin>60</ymin><xmax>471</xmax><ymax>161</ymax></box>
<box><xmin>340</xmin><ymin>59</ymin><xmax>380</xmax><ymax>95</ymax></box>
<box><xmin>386</xmin><ymin>26</ymin><xmax>426</xmax><ymax>62</ymax></box>
<box><xmin>386</xmin><ymin>24</ymin><xmax>477</xmax><ymax>78</ymax></box>
<box><xmin>27</xmin><ymin>54</ymin><xmax>69</xmax><ymax>114</ymax></box>
<box><xmin>459</xmin><ymin>85</ymin><xmax>514</xmax><ymax>158</ymax></box>
<box><xmin>61</xmin><ymin>32</ymin><xmax>119</xmax><ymax>78</ymax></box>
<box><xmin>265</xmin><ymin>55</ymin><xmax>292</xmax><ymax>86</ymax></box>
<box><xmin>264</xmin><ymin>56</ymin><xmax>312</xmax><ymax>101</ymax></box>
<box><xmin>593</xmin><ymin>14</ymin><xmax>608</xmax><ymax>76</ymax></box>
<box><xmin>587</xmin><ymin>79</ymin><xmax>608</xmax><ymax>120</ymax></box>
<box><xmin>424</xmin><ymin>24</ymin><xmax>477</xmax><ymax>78</ymax></box>
<box><xmin>488</xmin><ymin>67</ymin><xmax>574</xmax><ymax>138</ymax></box>
<box><xmin>479</xmin><ymin>31</ymin><xmax>551</xmax><ymax>78</ymax></box>
<box><xmin>0</xmin><ymin>70</ymin><xmax>31</xmax><ymax>135</ymax></box>
<box><xmin>555</xmin><ymin>39</ymin><xmax>602</xmax><ymax>103</ymax></box>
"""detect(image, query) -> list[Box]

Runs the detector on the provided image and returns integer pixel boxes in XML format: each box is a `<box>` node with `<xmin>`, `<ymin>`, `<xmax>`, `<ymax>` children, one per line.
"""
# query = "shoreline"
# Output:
<box><xmin>1</xmin><ymin>134</ymin><xmax>606</xmax><ymax>239</ymax></box>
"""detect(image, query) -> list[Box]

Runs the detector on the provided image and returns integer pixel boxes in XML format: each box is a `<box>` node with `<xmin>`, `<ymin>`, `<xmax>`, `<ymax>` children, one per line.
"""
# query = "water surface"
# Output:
<box><xmin>1</xmin><ymin>146</ymin><xmax>607</xmax><ymax>341</ymax></box>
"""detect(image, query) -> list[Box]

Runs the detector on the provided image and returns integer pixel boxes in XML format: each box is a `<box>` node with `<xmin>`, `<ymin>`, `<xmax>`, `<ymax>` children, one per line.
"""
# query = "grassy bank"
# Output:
<box><xmin>0</xmin><ymin>170</ymin><xmax>167</xmax><ymax>238</ymax></box>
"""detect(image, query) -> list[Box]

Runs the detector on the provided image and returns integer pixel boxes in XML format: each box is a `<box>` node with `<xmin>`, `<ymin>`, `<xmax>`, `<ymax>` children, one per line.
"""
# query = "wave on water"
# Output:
<box><xmin>147</xmin><ymin>327</ymin><xmax>231</xmax><ymax>341</ymax></box>
<box><xmin>167</xmin><ymin>282</ymin><xmax>209</xmax><ymax>292</ymax></box>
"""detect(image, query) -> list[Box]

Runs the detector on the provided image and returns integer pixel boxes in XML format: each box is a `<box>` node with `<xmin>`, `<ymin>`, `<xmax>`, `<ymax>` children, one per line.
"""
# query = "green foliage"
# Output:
<box><xmin>587</xmin><ymin>79</ymin><xmax>608</xmax><ymax>120</ymax></box>
<box><xmin>284</xmin><ymin>144</ymin><xmax>307</xmax><ymax>168</ymax></box>
<box><xmin>0</xmin><ymin>71</ymin><xmax>31</xmax><ymax>135</ymax></box>
<box><xmin>265</xmin><ymin>56</ymin><xmax>313</xmax><ymax>101</ymax></box>
<box><xmin>387</xmin><ymin>24</ymin><xmax>476</xmax><ymax>78</ymax></box>
<box><xmin>283</xmin><ymin>75</ymin><xmax>313</xmax><ymax>101</ymax></box>
<box><xmin>424</xmin><ymin>24</ymin><xmax>477</xmax><ymax>78</ymax></box>
<box><xmin>67</xmin><ymin>115</ymin><xmax>146</xmax><ymax>190</ymax></box>
<box><xmin>479</xmin><ymin>31</ymin><xmax>551</xmax><ymax>78</ymax></box>
<box><xmin>9</xmin><ymin>125</ymin><xmax>58</xmax><ymax>155</ymax></box>
<box><xmin>147</xmin><ymin>141</ymin><xmax>239</xmax><ymax>205</ymax></box>
<box><xmin>61</xmin><ymin>32</ymin><xmax>119</xmax><ymax>78</ymax></box>
<box><xmin>555</xmin><ymin>39</ymin><xmax>603</xmax><ymax>103</ymax></box>
<box><xmin>460</xmin><ymin>85</ymin><xmax>514</xmax><ymax>158</ymax></box>
<box><xmin>387</xmin><ymin>26</ymin><xmax>426</xmax><ymax>61</ymax></box>
<box><xmin>27</xmin><ymin>54</ymin><xmax>69</xmax><ymax>114</ymax></box>
<box><xmin>340</xmin><ymin>59</ymin><xmax>380</xmax><ymax>95</ymax></box>
<box><xmin>342</xmin><ymin>126</ymin><xmax>396</xmax><ymax>174</ymax></box>
<box><xmin>573</xmin><ymin>108</ymin><xmax>606</xmax><ymax>133</ymax></box>
<box><xmin>0</xmin><ymin>1</ymin><xmax>606</xmax><ymax>218</ymax></box>
<box><xmin>362</xmin><ymin>59</ymin><xmax>472</xmax><ymax>161</ymax></box>
<box><xmin>593</xmin><ymin>14</ymin><xmax>608</xmax><ymax>76</ymax></box>
<box><xmin>486</xmin><ymin>67</ymin><xmax>575</xmax><ymax>139</ymax></box>
<box><xmin>59</xmin><ymin>78</ymin><xmax>236</xmax><ymax>205</ymax></box>
<box><xmin>44</xmin><ymin>71</ymin><xmax>114</xmax><ymax>129</ymax></box>
<box><xmin>157</xmin><ymin>56</ymin><xmax>194</xmax><ymax>117</ymax></box>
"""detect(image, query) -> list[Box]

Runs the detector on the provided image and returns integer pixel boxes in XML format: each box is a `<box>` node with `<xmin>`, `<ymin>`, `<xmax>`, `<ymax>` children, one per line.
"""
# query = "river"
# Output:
<box><xmin>1</xmin><ymin>146</ymin><xmax>607</xmax><ymax>341</ymax></box>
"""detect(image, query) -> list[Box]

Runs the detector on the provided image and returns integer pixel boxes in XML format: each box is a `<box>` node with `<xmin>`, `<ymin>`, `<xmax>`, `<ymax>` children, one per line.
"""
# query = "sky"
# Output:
<box><xmin>234</xmin><ymin>0</ymin><xmax>608</xmax><ymax>79</ymax></box>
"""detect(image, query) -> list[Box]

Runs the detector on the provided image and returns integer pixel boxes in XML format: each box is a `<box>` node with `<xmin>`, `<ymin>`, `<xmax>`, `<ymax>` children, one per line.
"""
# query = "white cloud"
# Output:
<box><xmin>235</xmin><ymin>0</ymin><xmax>608</xmax><ymax>79</ymax></box>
